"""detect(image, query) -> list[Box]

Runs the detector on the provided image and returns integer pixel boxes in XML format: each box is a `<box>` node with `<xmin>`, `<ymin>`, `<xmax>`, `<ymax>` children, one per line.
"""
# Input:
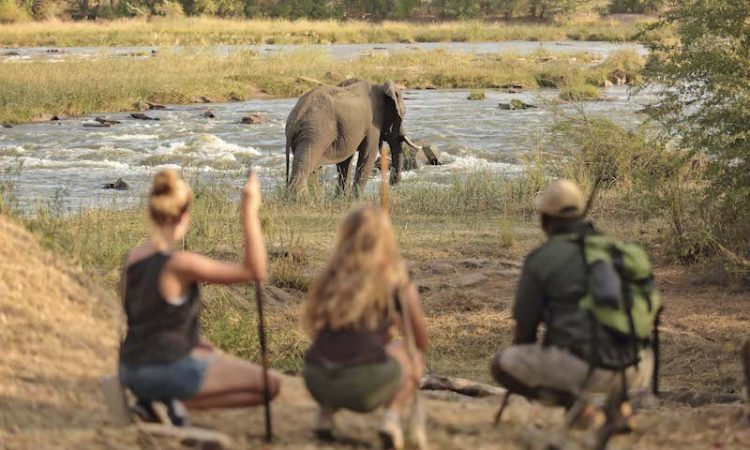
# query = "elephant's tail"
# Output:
<box><xmin>285</xmin><ymin>143</ymin><xmax>291</xmax><ymax>187</ymax></box>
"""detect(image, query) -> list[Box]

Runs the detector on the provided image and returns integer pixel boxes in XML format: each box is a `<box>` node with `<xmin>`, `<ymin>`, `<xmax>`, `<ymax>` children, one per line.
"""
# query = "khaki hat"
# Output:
<box><xmin>534</xmin><ymin>179</ymin><xmax>585</xmax><ymax>219</ymax></box>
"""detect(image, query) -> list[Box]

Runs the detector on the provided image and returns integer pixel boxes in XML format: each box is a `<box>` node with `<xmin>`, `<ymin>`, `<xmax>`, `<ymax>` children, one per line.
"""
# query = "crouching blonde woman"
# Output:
<box><xmin>303</xmin><ymin>206</ymin><xmax>429</xmax><ymax>449</ymax></box>
<box><xmin>118</xmin><ymin>170</ymin><xmax>280</xmax><ymax>423</ymax></box>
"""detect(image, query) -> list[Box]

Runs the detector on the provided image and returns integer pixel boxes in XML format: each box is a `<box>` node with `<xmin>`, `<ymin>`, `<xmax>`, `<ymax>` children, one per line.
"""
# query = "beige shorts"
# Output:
<box><xmin>493</xmin><ymin>345</ymin><xmax>653</xmax><ymax>398</ymax></box>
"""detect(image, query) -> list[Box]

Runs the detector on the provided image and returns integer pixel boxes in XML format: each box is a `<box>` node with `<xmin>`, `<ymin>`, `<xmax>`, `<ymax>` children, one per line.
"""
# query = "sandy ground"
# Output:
<box><xmin>1</xmin><ymin>215</ymin><xmax>749</xmax><ymax>449</ymax></box>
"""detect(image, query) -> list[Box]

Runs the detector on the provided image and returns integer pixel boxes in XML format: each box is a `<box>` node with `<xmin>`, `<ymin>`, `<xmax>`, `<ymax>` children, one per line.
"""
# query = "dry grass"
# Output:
<box><xmin>0</xmin><ymin>215</ymin><xmax>125</xmax><ymax>447</ymax></box>
<box><xmin>0</xmin><ymin>17</ymin><xmax>656</xmax><ymax>47</ymax></box>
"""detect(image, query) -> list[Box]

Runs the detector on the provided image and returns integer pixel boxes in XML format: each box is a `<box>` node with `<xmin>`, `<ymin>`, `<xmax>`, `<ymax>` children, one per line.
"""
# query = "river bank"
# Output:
<box><xmin>0</xmin><ymin>16</ymin><xmax>663</xmax><ymax>48</ymax></box>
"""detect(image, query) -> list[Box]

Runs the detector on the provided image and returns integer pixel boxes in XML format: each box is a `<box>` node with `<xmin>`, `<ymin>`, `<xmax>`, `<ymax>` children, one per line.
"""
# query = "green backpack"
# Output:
<box><xmin>559</xmin><ymin>234</ymin><xmax>662</xmax><ymax>387</ymax></box>
<box><xmin>573</xmin><ymin>234</ymin><xmax>662</xmax><ymax>341</ymax></box>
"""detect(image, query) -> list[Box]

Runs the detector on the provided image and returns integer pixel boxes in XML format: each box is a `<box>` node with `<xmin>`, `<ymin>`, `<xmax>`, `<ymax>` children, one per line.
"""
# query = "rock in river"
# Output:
<box><xmin>102</xmin><ymin>178</ymin><xmax>130</xmax><ymax>190</ymax></box>
<box><xmin>241</xmin><ymin>113</ymin><xmax>268</xmax><ymax>125</ymax></box>
<box><xmin>498</xmin><ymin>99</ymin><xmax>536</xmax><ymax>110</ymax></box>
<box><xmin>130</xmin><ymin>113</ymin><xmax>159</xmax><ymax>121</ymax></box>
<box><xmin>95</xmin><ymin>117</ymin><xmax>121</xmax><ymax>125</ymax></box>
<box><xmin>146</xmin><ymin>101</ymin><xmax>166</xmax><ymax>110</ymax></box>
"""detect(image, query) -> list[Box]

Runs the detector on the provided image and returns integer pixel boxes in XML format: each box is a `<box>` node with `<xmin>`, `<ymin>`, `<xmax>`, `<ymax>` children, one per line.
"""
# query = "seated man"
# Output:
<box><xmin>491</xmin><ymin>180</ymin><xmax>654</xmax><ymax>423</ymax></box>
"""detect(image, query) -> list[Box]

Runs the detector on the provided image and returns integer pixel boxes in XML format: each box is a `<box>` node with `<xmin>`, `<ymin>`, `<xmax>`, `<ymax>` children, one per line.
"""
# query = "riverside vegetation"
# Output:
<box><xmin>0</xmin><ymin>48</ymin><xmax>645</xmax><ymax>124</ymax></box>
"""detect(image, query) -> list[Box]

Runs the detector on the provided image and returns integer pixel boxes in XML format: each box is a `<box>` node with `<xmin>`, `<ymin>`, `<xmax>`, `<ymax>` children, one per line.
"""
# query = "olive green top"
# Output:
<box><xmin>513</xmin><ymin>220</ymin><xmax>634</xmax><ymax>368</ymax></box>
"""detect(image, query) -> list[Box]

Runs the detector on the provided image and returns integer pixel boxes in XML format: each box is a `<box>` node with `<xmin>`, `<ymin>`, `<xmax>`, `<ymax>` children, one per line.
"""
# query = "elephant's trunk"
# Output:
<box><xmin>389</xmin><ymin>137</ymin><xmax>403</xmax><ymax>186</ymax></box>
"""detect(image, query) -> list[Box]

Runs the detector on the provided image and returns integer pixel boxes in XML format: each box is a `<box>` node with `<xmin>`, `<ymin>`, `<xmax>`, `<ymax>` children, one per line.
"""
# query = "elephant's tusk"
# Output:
<box><xmin>402</xmin><ymin>136</ymin><xmax>422</xmax><ymax>151</ymax></box>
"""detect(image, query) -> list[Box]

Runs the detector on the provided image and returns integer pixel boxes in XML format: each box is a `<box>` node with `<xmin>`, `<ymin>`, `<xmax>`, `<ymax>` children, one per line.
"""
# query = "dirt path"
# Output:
<box><xmin>1</xmin><ymin>215</ymin><xmax>748</xmax><ymax>449</ymax></box>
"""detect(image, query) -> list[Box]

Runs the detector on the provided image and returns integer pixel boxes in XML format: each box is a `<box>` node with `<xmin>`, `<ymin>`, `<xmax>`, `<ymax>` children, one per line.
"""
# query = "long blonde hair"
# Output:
<box><xmin>304</xmin><ymin>206</ymin><xmax>408</xmax><ymax>334</ymax></box>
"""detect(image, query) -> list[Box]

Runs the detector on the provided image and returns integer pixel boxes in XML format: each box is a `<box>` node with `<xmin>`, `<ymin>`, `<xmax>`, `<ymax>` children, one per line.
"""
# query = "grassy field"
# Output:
<box><xmin>0</xmin><ymin>16</ymin><xmax>662</xmax><ymax>47</ymax></box>
<box><xmin>0</xmin><ymin>47</ymin><xmax>644</xmax><ymax>123</ymax></box>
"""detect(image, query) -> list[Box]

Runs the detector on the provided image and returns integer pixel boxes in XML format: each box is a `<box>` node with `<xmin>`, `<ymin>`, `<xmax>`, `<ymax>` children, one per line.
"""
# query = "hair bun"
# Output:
<box><xmin>149</xmin><ymin>169</ymin><xmax>193</xmax><ymax>224</ymax></box>
<box><xmin>151</xmin><ymin>170</ymin><xmax>176</xmax><ymax>197</ymax></box>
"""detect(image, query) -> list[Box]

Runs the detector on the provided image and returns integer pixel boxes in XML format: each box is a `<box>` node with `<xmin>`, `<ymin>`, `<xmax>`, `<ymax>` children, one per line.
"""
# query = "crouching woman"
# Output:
<box><xmin>118</xmin><ymin>170</ymin><xmax>280</xmax><ymax>419</ymax></box>
<box><xmin>302</xmin><ymin>206</ymin><xmax>429</xmax><ymax>450</ymax></box>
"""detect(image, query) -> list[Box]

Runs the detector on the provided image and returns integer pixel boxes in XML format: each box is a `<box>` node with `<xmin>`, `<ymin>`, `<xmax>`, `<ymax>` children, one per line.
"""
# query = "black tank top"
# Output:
<box><xmin>119</xmin><ymin>252</ymin><xmax>200</xmax><ymax>367</ymax></box>
<box><xmin>305</xmin><ymin>291</ymin><xmax>401</xmax><ymax>368</ymax></box>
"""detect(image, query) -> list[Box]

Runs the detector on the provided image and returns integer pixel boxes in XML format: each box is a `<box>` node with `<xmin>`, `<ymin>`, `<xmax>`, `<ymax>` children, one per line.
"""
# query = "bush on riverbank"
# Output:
<box><xmin>559</xmin><ymin>84</ymin><xmax>601</xmax><ymax>101</ymax></box>
<box><xmin>0</xmin><ymin>0</ymin><xmax>29</xmax><ymax>23</ymax></box>
<box><xmin>0</xmin><ymin>49</ymin><xmax>645</xmax><ymax>124</ymax></box>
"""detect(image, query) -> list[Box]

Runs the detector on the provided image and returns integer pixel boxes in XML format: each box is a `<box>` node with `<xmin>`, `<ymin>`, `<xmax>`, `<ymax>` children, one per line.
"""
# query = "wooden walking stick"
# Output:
<box><xmin>246</xmin><ymin>169</ymin><xmax>272</xmax><ymax>442</ymax></box>
<box><xmin>380</xmin><ymin>146</ymin><xmax>426</xmax><ymax>444</ymax></box>
<box><xmin>254</xmin><ymin>280</ymin><xmax>273</xmax><ymax>442</ymax></box>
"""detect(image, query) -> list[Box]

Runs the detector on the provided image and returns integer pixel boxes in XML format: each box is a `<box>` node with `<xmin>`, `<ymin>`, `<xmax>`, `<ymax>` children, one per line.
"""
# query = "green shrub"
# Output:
<box><xmin>559</xmin><ymin>84</ymin><xmax>601</xmax><ymax>101</ymax></box>
<box><xmin>0</xmin><ymin>0</ymin><xmax>30</xmax><ymax>23</ymax></box>
<box><xmin>587</xmin><ymin>49</ymin><xmax>645</xmax><ymax>86</ymax></box>
<box><xmin>467</xmin><ymin>89</ymin><xmax>486</xmax><ymax>100</ymax></box>
<box><xmin>549</xmin><ymin>110</ymin><xmax>712</xmax><ymax>262</ymax></box>
<box><xmin>157</xmin><ymin>1</ymin><xmax>185</xmax><ymax>17</ymax></box>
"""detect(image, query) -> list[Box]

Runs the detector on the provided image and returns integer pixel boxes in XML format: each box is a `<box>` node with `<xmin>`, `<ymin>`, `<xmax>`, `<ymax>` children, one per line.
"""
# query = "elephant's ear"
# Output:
<box><xmin>384</xmin><ymin>80</ymin><xmax>405</xmax><ymax>120</ymax></box>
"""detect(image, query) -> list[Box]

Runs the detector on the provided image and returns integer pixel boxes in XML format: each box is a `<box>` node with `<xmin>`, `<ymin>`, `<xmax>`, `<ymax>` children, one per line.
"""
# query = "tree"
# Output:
<box><xmin>527</xmin><ymin>0</ymin><xmax>582</xmax><ymax>20</ymax></box>
<box><xmin>644</xmin><ymin>0</ymin><xmax>750</xmax><ymax>255</ymax></box>
<box><xmin>434</xmin><ymin>0</ymin><xmax>481</xmax><ymax>19</ymax></box>
<box><xmin>609</xmin><ymin>0</ymin><xmax>664</xmax><ymax>14</ymax></box>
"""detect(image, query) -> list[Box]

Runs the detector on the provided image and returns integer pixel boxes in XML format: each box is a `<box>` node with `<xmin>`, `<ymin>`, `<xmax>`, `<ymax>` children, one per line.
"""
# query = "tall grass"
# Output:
<box><xmin>0</xmin><ymin>48</ymin><xmax>644</xmax><ymax>123</ymax></box>
<box><xmin>0</xmin><ymin>17</ymin><xmax>657</xmax><ymax>47</ymax></box>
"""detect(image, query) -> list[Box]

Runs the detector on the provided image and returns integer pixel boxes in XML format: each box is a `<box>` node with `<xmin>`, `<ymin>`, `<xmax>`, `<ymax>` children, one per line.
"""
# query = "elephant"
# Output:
<box><xmin>285</xmin><ymin>79</ymin><xmax>421</xmax><ymax>196</ymax></box>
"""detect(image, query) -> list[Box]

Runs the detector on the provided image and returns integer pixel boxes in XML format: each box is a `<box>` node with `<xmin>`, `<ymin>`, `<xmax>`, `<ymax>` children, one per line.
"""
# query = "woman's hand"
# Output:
<box><xmin>243</xmin><ymin>171</ymin><xmax>261</xmax><ymax>214</ymax></box>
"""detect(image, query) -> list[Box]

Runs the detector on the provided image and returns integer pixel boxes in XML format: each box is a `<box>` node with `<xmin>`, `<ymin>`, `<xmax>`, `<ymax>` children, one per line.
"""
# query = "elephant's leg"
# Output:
<box><xmin>352</xmin><ymin>133</ymin><xmax>380</xmax><ymax>196</ymax></box>
<box><xmin>336</xmin><ymin>155</ymin><xmax>354</xmax><ymax>196</ymax></box>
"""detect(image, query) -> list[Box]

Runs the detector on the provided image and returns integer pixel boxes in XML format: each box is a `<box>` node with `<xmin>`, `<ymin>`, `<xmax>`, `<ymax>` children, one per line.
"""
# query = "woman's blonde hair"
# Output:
<box><xmin>304</xmin><ymin>206</ymin><xmax>408</xmax><ymax>335</ymax></box>
<box><xmin>149</xmin><ymin>169</ymin><xmax>193</xmax><ymax>225</ymax></box>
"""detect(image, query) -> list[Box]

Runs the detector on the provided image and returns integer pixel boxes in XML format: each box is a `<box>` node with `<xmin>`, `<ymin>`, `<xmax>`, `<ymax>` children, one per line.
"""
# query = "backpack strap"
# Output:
<box><xmin>574</xmin><ymin>233</ymin><xmax>601</xmax><ymax>389</ymax></box>
<box><xmin>611</xmin><ymin>246</ymin><xmax>642</xmax><ymax>369</ymax></box>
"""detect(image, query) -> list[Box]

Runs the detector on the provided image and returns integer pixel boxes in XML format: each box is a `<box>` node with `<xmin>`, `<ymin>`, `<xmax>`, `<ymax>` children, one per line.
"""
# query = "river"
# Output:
<box><xmin>1</xmin><ymin>41</ymin><xmax>646</xmax><ymax>62</ymax></box>
<box><xmin>0</xmin><ymin>85</ymin><xmax>654</xmax><ymax>212</ymax></box>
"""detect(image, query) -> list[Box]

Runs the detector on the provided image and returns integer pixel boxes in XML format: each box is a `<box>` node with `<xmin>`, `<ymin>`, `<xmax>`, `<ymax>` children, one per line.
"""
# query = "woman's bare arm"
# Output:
<box><xmin>403</xmin><ymin>282</ymin><xmax>429</xmax><ymax>352</ymax></box>
<box><xmin>168</xmin><ymin>173</ymin><xmax>268</xmax><ymax>285</ymax></box>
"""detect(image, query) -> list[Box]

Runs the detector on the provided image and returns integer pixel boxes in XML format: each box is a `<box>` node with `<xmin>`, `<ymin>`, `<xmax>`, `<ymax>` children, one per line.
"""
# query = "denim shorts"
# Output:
<box><xmin>119</xmin><ymin>356</ymin><xmax>208</xmax><ymax>401</ymax></box>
